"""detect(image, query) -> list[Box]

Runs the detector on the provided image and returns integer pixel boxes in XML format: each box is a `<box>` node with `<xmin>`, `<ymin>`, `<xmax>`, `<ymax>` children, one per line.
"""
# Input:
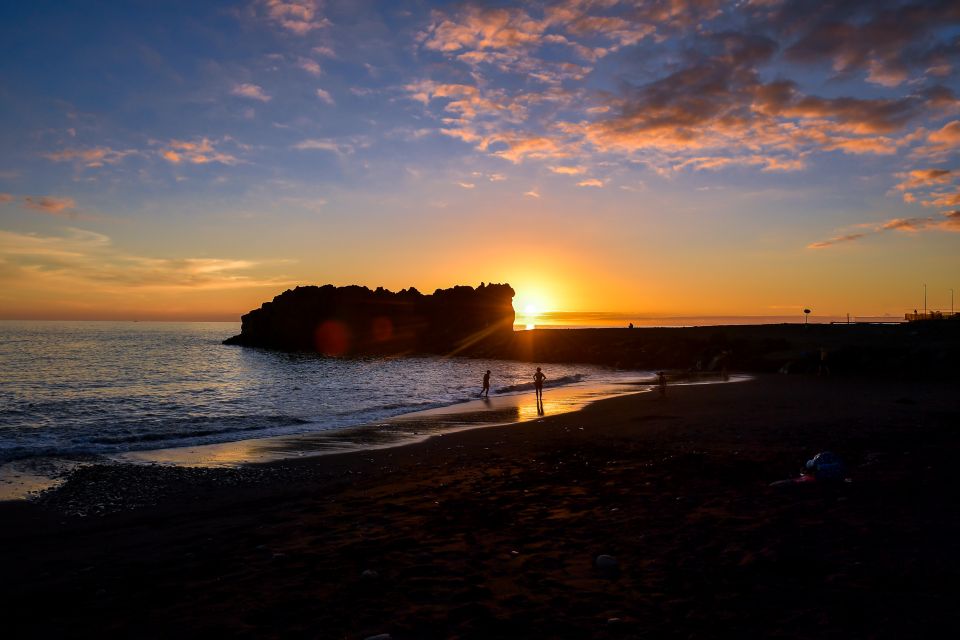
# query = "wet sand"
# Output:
<box><xmin>3</xmin><ymin>375</ymin><xmax>959</xmax><ymax>638</ymax></box>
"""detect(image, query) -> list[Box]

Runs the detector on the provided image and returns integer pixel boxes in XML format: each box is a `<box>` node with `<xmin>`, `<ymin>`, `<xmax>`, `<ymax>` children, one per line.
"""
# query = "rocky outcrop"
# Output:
<box><xmin>223</xmin><ymin>283</ymin><xmax>515</xmax><ymax>355</ymax></box>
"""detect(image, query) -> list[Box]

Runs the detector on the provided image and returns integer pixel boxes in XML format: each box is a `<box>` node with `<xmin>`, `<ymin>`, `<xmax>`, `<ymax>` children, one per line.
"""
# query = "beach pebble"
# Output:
<box><xmin>595</xmin><ymin>554</ymin><xmax>618</xmax><ymax>570</ymax></box>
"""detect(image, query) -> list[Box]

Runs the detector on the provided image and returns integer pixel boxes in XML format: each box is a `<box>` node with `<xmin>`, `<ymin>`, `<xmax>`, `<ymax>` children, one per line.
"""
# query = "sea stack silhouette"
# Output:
<box><xmin>224</xmin><ymin>283</ymin><xmax>515</xmax><ymax>356</ymax></box>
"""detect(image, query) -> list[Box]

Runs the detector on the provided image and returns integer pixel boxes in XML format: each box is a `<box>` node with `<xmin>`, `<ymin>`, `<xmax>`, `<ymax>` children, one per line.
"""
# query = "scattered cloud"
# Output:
<box><xmin>43</xmin><ymin>146</ymin><xmax>136</xmax><ymax>168</ymax></box>
<box><xmin>315</xmin><ymin>88</ymin><xmax>335</xmax><ymax>105</ymax></box>
<box><xmin>0</xmin><ymin>227</ymin><xmax>290</xmax><ymax>293</ymax></box>
<box><xmin>577</xmin><ymin>178</ymin><xmax>603</xmax><ymax>187</ymax></box>
<box><xmin>231</xmin><ymin>83</ymin><xmax>271</xmax><ymax>102</ymax></box>
<box><xmin>524</xmin><ymin>189</ymin><xmax>540</xmax><ymax>198</ymax></box>
<box><xmin>549</xmin><ymin>165</ymin><xmax>586</xmax><ymax>175</ymax></box>
<box><xmin>807</xmin><ymin>233</ymin><xmax>868</xmax><ymax>249</ymax></box>
<box><xmin>298</xmin><ymin>58</ymin><xmax>322</xmax><ymax>75</ymax></box>
<box><xmin>22</xmin><ymin>196</ymin><xmax>77</xmax><ymax>216</ymax></box>
<box><xmin>913</xmin><ymin>120</ymin><xmax>960</xmax><ymax>159</ymax></box>
<box><xmin>291</xmin><ymin>138</ymin><xmax>352</xmax><ymax>154</ymax></box>
<box><xmin>259</xmin><ymin>0</ymin><xmax>329</xmax><ymax>35</ymax></box>
<box><xmin>456</xmin><ymin>182</ymin><xmax>475</xmax><ymax>189</ymax></box>
<box><xmin>408</xmin><ymin>0</ymin><xmax>960</xmax><ymax>198</ymax></box>
<box><xmin>809</xmin><ymin>210</ymin><xmax>960</xmax><ymax>248</ymax></box>
<box><xmin>0</xmin><ymin>193</ymin><xmax>13</xmax><ymax>203</ymax></box>
<box><xmin>156</xmin><ymin>138</ymin><xmax>238</xmax><ymax>165</ymax></box>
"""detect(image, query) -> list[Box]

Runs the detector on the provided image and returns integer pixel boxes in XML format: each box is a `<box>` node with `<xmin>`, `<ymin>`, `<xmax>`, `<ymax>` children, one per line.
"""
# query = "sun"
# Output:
<box><xmin>517</xmin><ymin>297</ymin><xmax>547</xmax><ymax>330</ymax></box>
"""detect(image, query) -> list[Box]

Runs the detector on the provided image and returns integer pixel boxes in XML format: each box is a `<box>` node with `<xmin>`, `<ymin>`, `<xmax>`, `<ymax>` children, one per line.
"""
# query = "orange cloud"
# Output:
<box><xmin>44</xmin><ymin>146</ymin><xmax>135</xmax><ymax>168</ymax></box>
<box><xmin>807</xmin><ymin>233</ymin><xmax>868</xmax><ymax>249</ymax></box>
<box><xmin>895</xmin><ymin>168</ymin><xmax>953</xmax><ymax>191</ymax></box>
<box><xmin>913</xmin><ymin>120</ymin><xmax>960</xmax><ymax>159</ymax></box>
<box><xmin>809</xmin><ymin>210</ymin><xmax>960</xmax><ymax>248</ymax></box>
<box><xmin>297</xmin><ymin>58</ymin><xmax>322</xmax><ymax>75</ymax></box>
<box><xmin>231</xmin><ymin>83</ymin><xmax>271</xmax><ymax>102</ymax></box>
<box><xmin>157</xmin><ymin>138</ymin><xmax>238</xmax><ymax>165</ymax></box>
<box><xmin>260</xmin><ymin>0</ymin><xmax>329</xmax><ymax>35</ymax></box>
<box><xmin>22</xmin><ymin>196</ymin><xmax>77</xmax><ymax>216</ymax></box>
<box><xmin>421</xmin><ymin>6</ymin><xmax>545</xmax><ymax>53</ymax></box>
<box><xmin>549</xmin><ymin>165</ymin><xmax>586</xmax><ymax>175</ymax></box>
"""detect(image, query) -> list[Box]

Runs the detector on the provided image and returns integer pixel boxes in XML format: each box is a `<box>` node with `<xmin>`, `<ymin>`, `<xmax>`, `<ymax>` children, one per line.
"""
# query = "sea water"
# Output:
<box><xmin>0</xmin><ymin>321</ymin><xmax>640</xmax><ymax>468</ymax></box>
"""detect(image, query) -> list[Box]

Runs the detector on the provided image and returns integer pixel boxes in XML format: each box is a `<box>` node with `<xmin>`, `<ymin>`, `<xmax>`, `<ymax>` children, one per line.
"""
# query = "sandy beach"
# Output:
<box><xmin>3</xmin><ymin>374</ymin><xmax>959</xmax><ymax>638</ymax></box>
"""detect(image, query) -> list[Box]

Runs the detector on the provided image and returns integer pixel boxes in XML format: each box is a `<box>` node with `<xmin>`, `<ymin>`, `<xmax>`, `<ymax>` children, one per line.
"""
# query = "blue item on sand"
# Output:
<box><xmin>805</xmin><ymin>451</ymin><xmax>845</xmax><ymax>480</ymax></box>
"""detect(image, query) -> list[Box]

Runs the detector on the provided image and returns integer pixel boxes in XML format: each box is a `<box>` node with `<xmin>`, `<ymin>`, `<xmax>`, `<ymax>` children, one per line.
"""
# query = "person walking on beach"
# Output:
<box><xmin>658</xmin><ymin>371</ymin><xmax>667</xmax><ymax>398</ymax></box>
<box><xmin>480</xmin><ymin>369</ymin><xmax>491</xmax><ymax>398</ymax></box>
<box><xmin>534</xmin><ymin>367</ymin><xmax>547</xmax><ymax>412</ymax></box>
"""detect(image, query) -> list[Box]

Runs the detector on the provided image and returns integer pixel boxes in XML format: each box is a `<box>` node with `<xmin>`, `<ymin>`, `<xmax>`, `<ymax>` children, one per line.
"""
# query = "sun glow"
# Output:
<box><xmin>517</xmin><ymin>297</ymin><xmax>548</xmax><ymax>330</ymax></box>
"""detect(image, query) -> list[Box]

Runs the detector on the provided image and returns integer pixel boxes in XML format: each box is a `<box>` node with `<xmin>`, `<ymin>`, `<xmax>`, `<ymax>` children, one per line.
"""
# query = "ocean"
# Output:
<box><xmin>0</xmin><ymin>321</ymin><xmax>646</xmax><ymax>493</ymax></box>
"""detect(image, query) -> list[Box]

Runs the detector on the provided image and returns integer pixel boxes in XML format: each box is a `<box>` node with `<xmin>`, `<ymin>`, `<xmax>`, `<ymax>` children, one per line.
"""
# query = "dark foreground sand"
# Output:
<box><xmin>3</xmin><ymin>376</ymin><xmax>959</xmax><ymax>639</ymax></box>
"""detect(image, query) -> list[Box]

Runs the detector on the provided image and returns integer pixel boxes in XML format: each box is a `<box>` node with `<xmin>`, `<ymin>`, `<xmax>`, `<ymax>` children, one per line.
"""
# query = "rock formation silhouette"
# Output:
<box><xmin>223</xmin><ymin>283</ymin><xmax>515</xmax><ymax>356</ymax></box>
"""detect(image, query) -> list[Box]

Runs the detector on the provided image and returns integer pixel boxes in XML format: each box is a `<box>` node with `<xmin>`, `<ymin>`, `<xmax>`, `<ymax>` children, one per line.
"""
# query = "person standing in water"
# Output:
<box><xmin>533</xmin><ymin>366</ymin><xmax>547</xmax><ymax>408</ymax></box>
<box><xmin>480</xmin><ymin>369</ymin><xmax>491</xmax><ymax>398</ymax></box>
<box><xmin>658</xmin><ymin>371</ymin><xmax>667</xmax><ymax>398</ymax></box>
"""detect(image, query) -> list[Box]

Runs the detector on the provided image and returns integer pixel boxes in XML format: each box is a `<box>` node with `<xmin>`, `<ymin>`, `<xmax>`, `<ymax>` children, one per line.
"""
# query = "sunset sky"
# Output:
<box><xmin>1</xmin><ymin>0</ymin><xmax>959</xmax><ymax>321</ymax></box>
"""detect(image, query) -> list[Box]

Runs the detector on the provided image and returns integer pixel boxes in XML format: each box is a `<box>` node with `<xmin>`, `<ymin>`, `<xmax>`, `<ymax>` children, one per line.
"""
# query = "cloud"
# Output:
<box><xmin>913</xmin><ymin>120</ymin><xmax>960</xmax><ymax>159</ymax></box>
<box><xmin>894</xmin><ymin>165</ymin><xmax>960</xmax><ymax>206</ymax></box>
<box><xmin>156</xmin><ymin>138</ymin><xmax>238</xmax><ymax>165</ymax></box>
<box><xmin>524</xmin><ymin>189</ymin><xmax>540</xmax><ymax>198</ymax></box>
<box><xmin>577</xmin><ymin>178</ymin><xmax>604</xmax><ymax>187</ymax></box>
<box><xmin>298</xmin><ymin>58</ymin><xmax>322</xmax><ymax>75</ymax></box>
<box><xmin>896</xmin><ymin>168</ymin><xmax>954</xmax><ymax>191</ymax></box>
<box><xmin>231</xmin><ymin>83</ymin><xmax>271</xmax><ymax>102</ymax></box>
<box><xmin>0</xmin><ymin>193</ymin><xmax>13</xmax><ymax>203</ymax></box>
<box><xmin>780</xmin><ymin>0</ymin><xmax>960</xmax><ymax>89</ymax></box>
<box><xmin>315</xmin><ymin>88</ymin><xmax>334</xmax><ymax>105</ymax></box>
<box><xmin>259</xmin><ymin>0</ymin><xmax>329</xmax><ymax>35</ymax></box>
<box><xmin>807</xmin><ymin>233</ymin><xmax>868</xmax><ymax>249</ymax></box>
<box><xmin>421</xmin><ymin>6</ymin><xmax>546</xmax><ymax>54</ymax></box>
<box><xmin>22</xmin><ymin>196</ymin><xmax>77</xmax><ymax>216</ymax></box>
<box><xmin>0</xmin><ymin>227</ymin><xmax>290</xmax><ymax>293</ymax></box>
<box><xmin>922</xmin><ymin>191</ymin><xmax>960</xmax><ymax>208</ymax></box>
<box><xmin>488</xmin><ymin>173</ymin><xmax>507</xmax><ymax>181</ymax></box>
<box><xmin>291</xmin><ymin>138</ymin><xmax>352</xmax><ymax>154</ymax></box>
<box><xmin>809</xmin><ymin>209</ymin><xmax>960</xmax><ymax>248</ymax></box>
<box><xmin>43</xmin><ymin>146</ymin><xmax>136</xmax><ymax>168</ymax></box>
<box><xmin>549</xmin><ymin>165</ymin><xmax>586</xmax><ymax>175</ymax></box>
<box><xmin>407</xmin><ymin>0</ymin><xmax>960</xmax><ymax>197</ymax></box>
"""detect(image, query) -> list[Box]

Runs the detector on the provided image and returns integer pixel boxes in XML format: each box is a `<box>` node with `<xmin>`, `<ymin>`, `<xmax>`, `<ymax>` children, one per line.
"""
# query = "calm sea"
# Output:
<box><xmin>0</xmin><ymin>321</ymin><xmax>632</xmax><ymax>466</ymax></box>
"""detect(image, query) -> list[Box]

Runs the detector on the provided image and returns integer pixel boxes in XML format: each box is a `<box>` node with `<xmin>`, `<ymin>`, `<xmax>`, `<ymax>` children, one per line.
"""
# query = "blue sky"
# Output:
<box><xmin>1</xmin><ymin>0</ymin><xmax>958</xmax><ymax>320</ymax></box>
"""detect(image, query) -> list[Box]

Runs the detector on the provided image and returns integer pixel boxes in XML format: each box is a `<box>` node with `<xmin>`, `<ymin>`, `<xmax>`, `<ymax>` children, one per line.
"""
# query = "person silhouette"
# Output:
<box><xmin>534</xmin><ymin>367</ymin><xmax>547</xmax><ymax>411</ymax></box>
<box><xmin>658</xmin><ymin>371</ymin><xmax>667</xmax><ymax>398</ymax></box>
<box><xmin>481</xmin><ymin>369</ymin><xmax>491</xmax><ymax>397</ymax></box>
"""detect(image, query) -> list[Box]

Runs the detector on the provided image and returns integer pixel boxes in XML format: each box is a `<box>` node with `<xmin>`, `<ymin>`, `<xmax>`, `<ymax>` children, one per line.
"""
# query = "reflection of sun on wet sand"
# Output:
<box><xmin>117</xmin><ymin>378</ymin><xmax>667</xmax><ymax>468</ymax></box>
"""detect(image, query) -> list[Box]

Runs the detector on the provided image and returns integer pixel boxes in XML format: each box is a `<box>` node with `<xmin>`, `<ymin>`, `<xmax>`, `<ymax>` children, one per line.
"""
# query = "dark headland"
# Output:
<box><xmin>225</xmin><ymin>282</ymin><xmax>960</xmax><ymax>378</ymax></box>
<box><xmin>3</xmin><ymin>284</ymin><xmax>959</xmax><ymax>637</ymax></box>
